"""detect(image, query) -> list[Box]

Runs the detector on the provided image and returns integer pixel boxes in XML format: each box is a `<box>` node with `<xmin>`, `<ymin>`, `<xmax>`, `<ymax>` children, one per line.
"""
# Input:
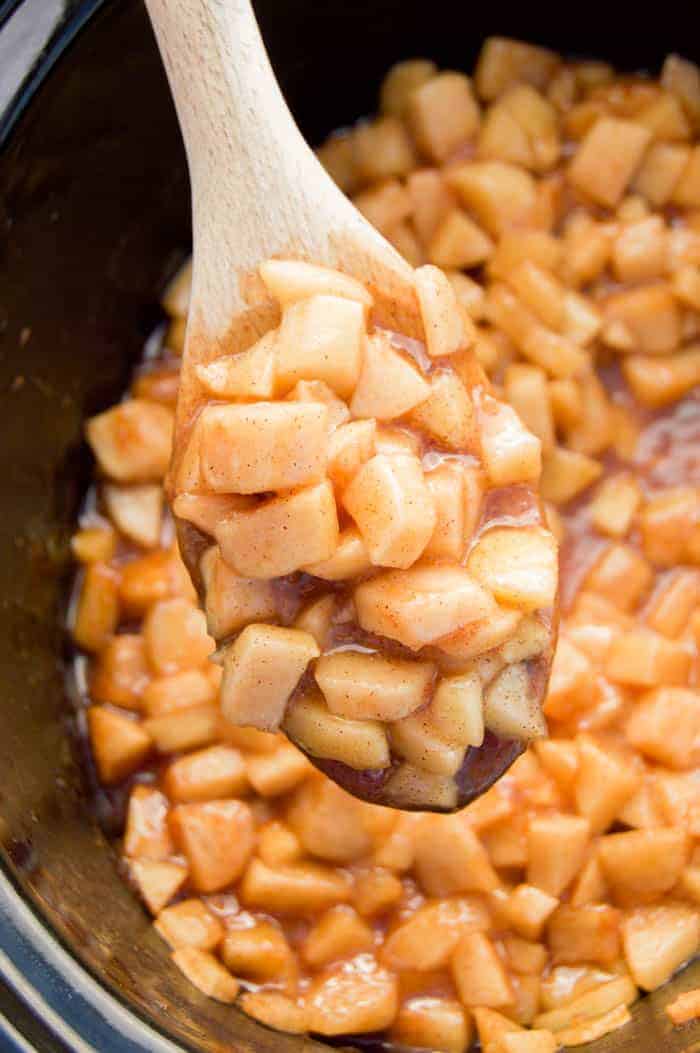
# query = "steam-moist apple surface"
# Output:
<box><xmin>167</xmin><ymin>254</ymin><xmax>558</xmax><ymax>810</ymax></box>
<box><xmin>73</xmin><ymin>36</ymin><xmax>700</xmax><ymax>1053</ymax></box>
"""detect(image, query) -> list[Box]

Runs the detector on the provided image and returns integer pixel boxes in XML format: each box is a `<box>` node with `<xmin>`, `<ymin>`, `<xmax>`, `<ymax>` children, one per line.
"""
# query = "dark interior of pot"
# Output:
<box><xmin>0</xmin><ymin>0</ymin><xmax>698</xmax><ymax>1049</ymax></box>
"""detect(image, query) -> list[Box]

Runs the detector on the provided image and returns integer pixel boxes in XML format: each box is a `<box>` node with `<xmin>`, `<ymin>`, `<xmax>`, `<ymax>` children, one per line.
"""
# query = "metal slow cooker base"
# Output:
<box><xmin>0</xmin><ymin>0</ymin><xmax>699</xmax><ymax>1049</ymax></box>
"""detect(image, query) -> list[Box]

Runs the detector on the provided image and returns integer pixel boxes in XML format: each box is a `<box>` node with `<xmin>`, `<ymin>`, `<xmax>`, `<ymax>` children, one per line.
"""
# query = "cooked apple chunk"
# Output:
<box><xmin>198</xmin><ymin>402</ymin><xmax>328</xmax><ymax>494</ymax></box>
<box><xmin>315</xmin><ymin>650</ymin><xmax>435</xmax><ymax>721</ymax></box>
<box><xmin>327</xmin><ymin>419</ymin><xmax>376</xmax><ymax>491</ymax></box>
<box><xmin>343</xmin><ymin>454</ymin><xmax>436</xmax><ymax>569</ymax></box>
<box><xmin>194</xmin><ymin>331</ymin><xmax>277</xmax><ymax>399</ymax></box>
<box><xmin>477</xmin><ymin>392</ymin><xmax>542</xmax><ymax>485</ymax></box>
<box><xmin>415</xmin><ymin>264</ymin><xmax>473</xmax><ymax>358</ymax></box>
<box><xmin>354</xmin><ymin>564</ymin><xmax>497</xmax><ymax>650</ymax></box>
<box><xmin>430</xmin><ymin>672</ymin><xmax>485</xmax><ymax>747</ymax></box>
<box><xmin>284</xmin><ymin>692</ymin><xmax>391</xmax><ymax>770</ymax></box>
<box><xmin>409</xmin><ymin>370</ymin><xmax>476</xmax><ymax>450</ymax></box>
<box><xmin>484</xmin><ymin>663</ymin><xmax>547</xmax><ymax>741</ymax></box>
<box><xmin>304</xmin><ymin>527</ymin><xmax>372</xmax><ymax>581</ymax></box>
<box><xmin>424</xmin><ymin>462</ymin><xmax>467</xmax><ymax>560</ymax></box>
<box><xmin>220</xmin><ymin>624</ymin><xmax>320</xmax><ymax>731</ymax></box>
<box><xmin>349</xmin><ymin>332</ymin><xmax>430</xmax><ymax>420</ymax></box>
<box><xmin>467</xmin><ymin>527</ymin><xmax>558</xmax><ymax>611</ymax></box>
<box><xmin>390</xmin><ymin>709</ymin><xmax>466</xmax><ymax>776</ymax></box>
<box><xmin>216</xmin><ymin>482</ymin><xmax>339</xmax><ymax>578</ymax></box>
<box><xmin>200</xmin><ymin>547</ymin><xmax>277</xmax><ymax>639</ymax></box>
<box><xmin>275</xmin><ymin>294</ymin><xmax>364</xmax><ymax>398</ymax></box>
<box><xmin>259</xmin><ymin>259</ymin><xmax>373</xmax><ymax>310</ymax></box>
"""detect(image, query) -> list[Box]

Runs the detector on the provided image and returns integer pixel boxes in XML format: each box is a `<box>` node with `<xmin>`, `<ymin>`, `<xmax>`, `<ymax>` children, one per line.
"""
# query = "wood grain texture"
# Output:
<box><xmin>144</xmin><ymin>0</ymin><xmax>418</xmax><ymax>492</ymax></box>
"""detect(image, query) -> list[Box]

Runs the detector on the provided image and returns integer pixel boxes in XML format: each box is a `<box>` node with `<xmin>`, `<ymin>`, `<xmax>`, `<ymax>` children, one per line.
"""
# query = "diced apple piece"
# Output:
<box><xmin>245</xmin><ymin>740</ymin><xmax>311</xmax><ymax>797</ymax></box>
<box><xmin>220</xmin><ymin>624</ymin><xmax>319</xmax><ymax>731</ymax></box>
<box><xmin>315</xmin><ymin>650</ymin><xmax>434</xmax><ymax>721</ymax></box>
<box><xmin>144</xmin><ymin>598</ymin><xmax>214</xmax><ymax>675</ymax></box>
<box><xmin>475</xmin><ymin>37</ymin><xmax>559</xmax><ymax>101</ymax></box>
<box><xmin>568</xmin><ymin>118</ymin><xmax>651</xmax><ymax>206</ymax></box>
<box><xmin>413</xmin><ymin>813</ymin><xmax>500</xmax><ymax>894</ymax></box>
<box><xmin>216</xmin><ymin>481</ymin><xmax>339</xmax><ymax>578</ymax></box>
<box><xmin>155</xmin><ymin>899</ymin><xmax>223</xmax><ymax>950</ymax></box>
<box><xmin>141</xmin><ymin>669</ymin><xmax>214</xmax><ymax>720</ymax></box>
<box><xmin>143</xmin><ymin>704</ymin><xmax>219</xmax><ymax>754</ymax></box>
<box><xmin>633</xmin><ymin>141</ymin><xmax>691</xmax><ymax>205</ymax></box>
<box><xmin>326</xmin><ymin>419</ymin><xmax>376</xmax><ymax>493</ymax></box>
<box><xmin>504</xmin><ymin>365</ymin><xmax>555</xmax><ymax>452</ymax></box>
<box><xmin>392</xmin><ymin>997</ymin><xmax>471</xmax><ymax>1053</ymax></box>
<box><xmin>73</xmin><ymin>562</ymin><xmax>120</xmax><ymax>652</ymax></box>
<box><xmin>355</xmin><ymin>564</ymin><xmax>497</xmax><ymax>651</ymax></box>
<box><xmin>305</xmin><ymin>956</ymin><xmax>398</xmax><ymax>1036</ymax></box>
<box><xmin>623</xmin><ymin>904</ymin><xmax>700</xmax><ymax>990</ymax></box>
<box><xmin>407</xmin><ymin>72</ymin><xmax>480</xmax><ymax>162</ymax></box>
<box><xmin>665</xmin><ymin>989</ymin><xmax>700</xmax><ymax>1025</ymax></box>
<box><xmin>91</xmin><ymin>634</ymin><xmax>149</xmax><ymax>710</ymax></box>
<box><xmin>284</xmin><ymin>692</ymin><xmax>390</xmax><ymax>770</ymax></box>
<box><xmin>380</xmin><ymin>59</ymin><xmax>438</xmax><ymax>117</ymax></box>
<box><xmin>477</xmin><ymin>391</ymin><xmax>542</xmax><ymax>485</ymax></box>
<box><xmin>286</xmin><ymin>777</ymin><xmax>374</xmax><ymax>862</ymax></box>
<box><xmin>131</xmin><ymin>860</ymin><xmax>187</xmax><ymax>916</ymax></box>
<box><xmin>350</xmin><ymin>332</ymin><xmax>430</xmax><ymax>421</ymax></box>
<box><xmin>200</xmin><ymin>546</ymin><xmax>277</xmax><ymax>639</ymax></box>
<box><xmin>384</xmin><ymin>763</ymin><xmax>458</xmax><ymax>810</ymax></box>
<box><xmin>293</xmin><ymin>595</ymin><xmax>335</xmax><ymax>650</ymax></box>
<box><xmin>305</xmin><ymin>527</ymin><xmax>372</xmax><ymax>580</ymax></box>
<box><xmin>409</xmin><ymin>370</ymin><xmax>476</xmax><ymax>450</ymax></box>
<box><xmin>540</xmin><ymin>446</ymin><xmax>602</xmax><ymax>504</ymax></box>
<box><xmin>468</xmin><ymin>527</ymin><xmax>558</xmax><ymax>612</ymax></box>
<box><xmin>499</xmin><ymin>615</ymin><xmax>550</xmax><ymax>663</ymax></box>
<box><xmin>240</xmin><ymin>857</ymin><xmax>351</xmax><ymax>913</ymax></box>
<box><xmin>171</xmin><ymin>948</ymin><xmax>239</xmax><ymax>1004</ymax></box>
<box><xmin>424</xmin><ymin>462</ymin><xmax>466</xmax><ymax>560</ymax></box>
<box><xmin>598</xmin><ymin>828</ymin><xmax>688</xmax><ymax>906</ymax></box>
<box><xmin>527</xmin><ymin>814</ymin><xmax>590</xmax><ymax>897</ymax></box>
<box><xmin>451</xmin><ymin>932</ymin><xmax>514</xmax><ymax>1008</ymax></box>
<box><xmin>353</xmin><ymin>115</ymin><xmax>417</xmax><ymax>181</ymax></box>
<box><xmin>275</xmin><ymin>294</ymin><xmax>364</xmax><ymax>398</ymax></box>
<box><xmin>239</xmin><ymin>991</ymin><xmax>306</xmax><ymax>1034</ymax></box>
<box><xmin>88</xmin><ymin>706</ymin><xmax>151</xmax><ymax>784</ymax></box>
<box><xmin>574</xmin><ymin>735</ymin><xmax>641</xmax><ymax>834</ymax></box>
<box><xmin>195</xmin><ymin>331</ymin><xmax>277</xmax><ymax>399</ymax></box>
<box><xmin>173</xmin><ymin>493</ymin><xmax>252</xmax><ymax>536</ymax></box>
<box><xmin>124</xmin><ymin>785</ymin><xmax>174</xmax><ymax>865</ymax></box>
<box><xmin>303</xmin><ymin>905</ymin><xmax>374</xmax><ymax>967</ymax></box>
<box><xmin>446</xmin><ymin>161</ymin><xmax>537</xmax><ymax>237</ymax></box>
<box><xmin>390</xmin><ymin>710</ymin><xmax>465</xmax><ymax>776</ymax></box>
<box><xmin>86</xmin><ymin>399</ymin><xmax>173</xmax><ymax>482</ymax></box>
<box><xmin>437</xmin><ymin>606</ymin><xmax>523</xmax><ymax>661</ymax></box>
<box><xmin>354</xmin><ymin>180</ymin><xmax>412</xmax><ymax>232</ymax></box>
<box><xmin>198</xmin><ymin>401</ymin><xmax>328</xmax><ymax>494</ymax></box>
<box><xmin>505</xmin><ymin>884</ymin><xmax>559</xmax><ymax>940</ymax></box>
<box><xmin>484</xmin><ymin>663</ymin><xmax>547</xmax><ymax>742</ymax></box>
<box><xmin>662</xmin><ymin>54</ymin><xmax>700</xmax><ymax>129</ymax></box>
<box><xmin>604</xmin><ymin>283</ymin><xmax>680</xmax><ymax>355</ymax></box>
<box><xmin>430</xmin><ymin>672</ymin><xmax>485</xmax><ymax>747</ymax></box>
<box><xmin>353</xmin><ymin>868</ymin><xmax>403</xmax><ymax>917</ymax></box>
<box><xmin>547</xmin><ymin>904</ymin><xmax>622</xmax><ymax>967</ymax></box>
<box><xmin>221</xmin><ymin>919</ymin><xmax>295</xmax><ymax>983</ymax></box>
<box><xmin>605</xmin><ymin>628</ymin><xmax>691</xmax><ymax>687</ymax></box>
<box><xmin>415</xmin><ymin>264</ymin><xmax>472</xmax><ymax>358</ymax></box>
<box><xmin>622</xmin><ymin>347</ymin><xmax>700</xmax><ymax>408</ymax></box>
<box><xmin>673</xmin><ymin>146</ymin><xmax>700</xmax><ymax>207</ymax></box>
<box><xmin>626</xmin><ymin>687</ymin><xmax>700</xmax><ymax>770</ymax></box>
<box><xmin>343</xmin><ymin>454</ymin><xmax>435</xmax><ymax>569</ymax></box>
<box><xmin>71</xmin><ymin>524</ymin><xmax>116</xmax><ymax>564</ymax></box>
<box><xmin>163</xmin><ymin>745</ymin><xmax>248</xmax><ymax>803</ymax></box>
<box><xmin>259</xmin><ymin>258</ymin><xmax>372</xmax><ymax>309</ymax></box>
<box><xmin>170</xmin><ymin>799</ymin><xmax>254</xmax><ymax>893</ymax></box>
<box><xmin>287</xmin><ymin>378</ymin><xmax>349</xmax><ymax>431</ymax></box>
<box><xmin>502</xmin><ymin>1032</ymin><xmax>557</xmax><ymax>1053</ymax></box>
<box><xmin>103</xmin><ymin>484</ymin><xmax>162</xmax><ymax>548</ymax></box>
<box><xmin>588</xmin><ymin>474</ymin><xmax>641</xmax><ymax>539</ymax></box>
<box><xmin>428</xmin><ymin>208</ymin><xmax>494</xmax><ymax>269</ymax></box>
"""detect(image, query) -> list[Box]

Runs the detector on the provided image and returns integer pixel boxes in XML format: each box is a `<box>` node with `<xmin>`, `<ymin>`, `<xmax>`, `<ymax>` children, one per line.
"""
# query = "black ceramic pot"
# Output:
<box><xmin>0</xmin><ymin>1</ymin><xmax>699</xmax><ymax>1049</ymax></box>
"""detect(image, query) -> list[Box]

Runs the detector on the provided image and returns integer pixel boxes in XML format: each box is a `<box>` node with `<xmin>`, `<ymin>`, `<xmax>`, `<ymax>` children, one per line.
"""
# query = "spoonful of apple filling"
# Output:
<box><xmin>144</xmin><ymin>0</ymin><xmax>559</xmax><ymax>811</ymax></box>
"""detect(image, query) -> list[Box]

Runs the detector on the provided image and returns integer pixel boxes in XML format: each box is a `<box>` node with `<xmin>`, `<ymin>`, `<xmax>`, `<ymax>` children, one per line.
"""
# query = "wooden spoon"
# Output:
<box><xmin>144</xmin><ymin>0</ymin><xmax>535</xmax><ymax>811</ymax></box>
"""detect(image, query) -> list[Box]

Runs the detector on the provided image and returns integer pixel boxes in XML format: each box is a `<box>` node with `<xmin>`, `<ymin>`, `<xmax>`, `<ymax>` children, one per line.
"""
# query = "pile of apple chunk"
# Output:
<box><xmin>173</xmin><ymin>259</ymin><xmax>558</xmax><ymax>810</ymax></box>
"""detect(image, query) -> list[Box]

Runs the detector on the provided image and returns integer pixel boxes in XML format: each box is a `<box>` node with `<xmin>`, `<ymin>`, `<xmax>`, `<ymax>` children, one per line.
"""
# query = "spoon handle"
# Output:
<box><xmin>145</xmin><ymin>0</ymin><xmax>355</xmax><ymax>337</ymax></box>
